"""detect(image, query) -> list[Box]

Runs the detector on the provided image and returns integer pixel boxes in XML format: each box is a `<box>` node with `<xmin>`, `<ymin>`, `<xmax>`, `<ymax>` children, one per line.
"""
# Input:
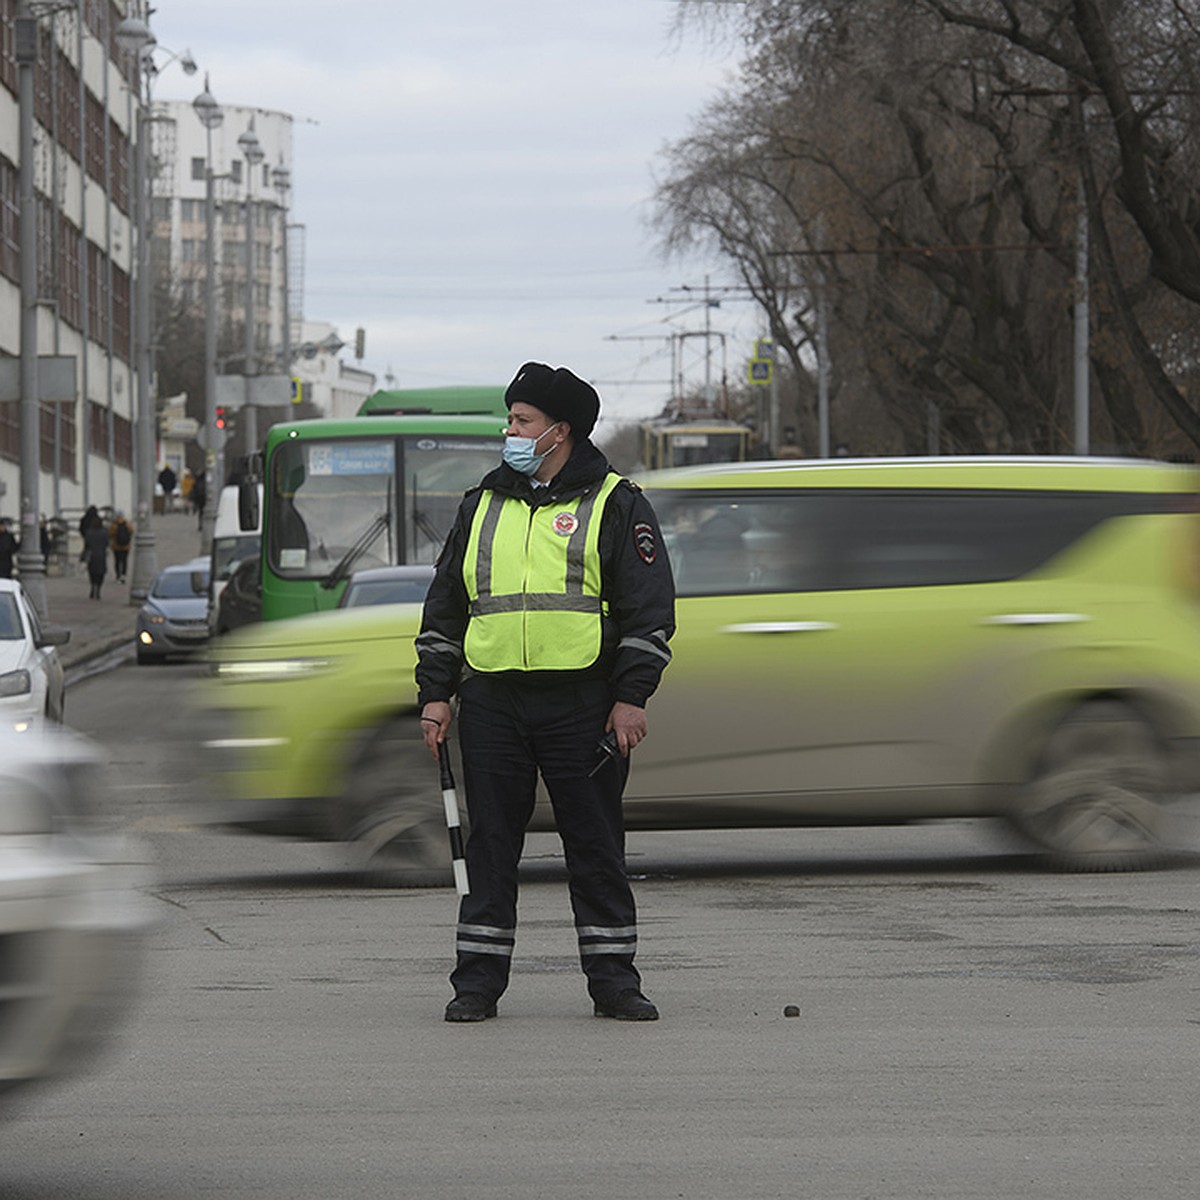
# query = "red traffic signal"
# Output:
<box><xmin>215</xmin><ymin>406</ymin><xmax>227</xmax><ymax>430</ymax></box>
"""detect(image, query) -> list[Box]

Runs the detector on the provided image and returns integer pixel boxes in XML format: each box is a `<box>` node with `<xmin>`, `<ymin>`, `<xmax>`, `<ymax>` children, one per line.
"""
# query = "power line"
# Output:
<box><xmin>770</xmin><ymin>242</ymin><xmax>1056</xmax><ymax>257</ymax></box>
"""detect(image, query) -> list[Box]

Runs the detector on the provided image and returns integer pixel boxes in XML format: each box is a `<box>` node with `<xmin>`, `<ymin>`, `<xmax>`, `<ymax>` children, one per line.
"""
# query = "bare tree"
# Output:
<box><xmin>923</xmin><ymin>0</ymin><xmax>1200</xmax><ymax>445</ymax></box>
<box><xmin>665</xmin><ymin>0</ymin><xmax>1200</xmax><ymax>452</ymax></box>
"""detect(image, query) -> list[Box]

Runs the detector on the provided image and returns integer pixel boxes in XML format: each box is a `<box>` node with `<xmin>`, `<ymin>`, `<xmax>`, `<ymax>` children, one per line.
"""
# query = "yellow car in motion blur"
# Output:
<box><xmin>194</xmin><ymin>456</ymin><xmax>1200</xmax><ymax>879</ymax></box>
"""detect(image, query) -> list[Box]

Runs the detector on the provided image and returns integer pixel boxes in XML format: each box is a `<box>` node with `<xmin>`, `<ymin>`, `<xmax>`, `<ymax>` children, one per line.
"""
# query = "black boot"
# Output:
<box><xmin>444</xmin><ymin>994</ymin><xmax>498</xmax><ymax>1023</ymax></box>
<box><xmin>593</xmin><ymin>990</ymin><xmax>659</xmax><ymax>1021</ymax></box>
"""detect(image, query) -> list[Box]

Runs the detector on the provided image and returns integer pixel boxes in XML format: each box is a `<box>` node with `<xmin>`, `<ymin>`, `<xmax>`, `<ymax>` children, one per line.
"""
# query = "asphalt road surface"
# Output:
<box><xmin>6</xmin><ymin>659</ymin><xmax>1200</xmax><ymax>1199</ymax></box>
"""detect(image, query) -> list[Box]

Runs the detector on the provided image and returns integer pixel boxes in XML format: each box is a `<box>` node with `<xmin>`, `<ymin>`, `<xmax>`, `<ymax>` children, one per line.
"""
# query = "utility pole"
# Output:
<box><xmin>238</xmin><ymin>117</ymin><xmax>265</xmax><ymax>460</ymax></box>
<box><xmin>115</xmin><ymin>8</ymin><xmax>198</xmax><ymax>602</ymax></box>
<box><xmin>649</xmin><ymin>281</ymin><xmax>752</xmax><ymax>414</ymax></box>
<box><xmin>1073</xmin><ymin>176</ymin><xmax>1089</xmax><ymax>456</ymax></box>
<box><xmin>15</xmin><ymin>1</ymin><xmax>46</xmax><ymax>618</ymax></box>
<box><xmin>193</xmin><ymin>76</ymin><xmax>224</xmax><ymax>554</ymax></box>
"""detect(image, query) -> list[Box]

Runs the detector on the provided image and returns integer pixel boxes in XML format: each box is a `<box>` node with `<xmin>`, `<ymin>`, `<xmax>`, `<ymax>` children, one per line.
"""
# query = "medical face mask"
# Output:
<box><xmin>502</xmin><ymin>423</ymin><xmax>560</xmax><ymax>476</ymax></box>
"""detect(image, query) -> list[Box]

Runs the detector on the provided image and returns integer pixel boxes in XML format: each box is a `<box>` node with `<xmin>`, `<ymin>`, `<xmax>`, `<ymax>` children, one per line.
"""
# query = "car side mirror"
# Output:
<box><xmin>238</xmin><ymin>479</ymin><xmax>260</xmax><ymax>532</ymax></box>
<box><xmin>38</xmin><ymin>625</ymin><xmax>71</xmax><ymax>648</ymax></box>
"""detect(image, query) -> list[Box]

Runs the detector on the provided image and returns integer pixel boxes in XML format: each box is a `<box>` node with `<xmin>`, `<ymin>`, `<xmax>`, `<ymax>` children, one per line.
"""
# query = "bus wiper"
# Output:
<box><xmin>320</xmin><ymin>511</ymin><xmax>390</xmax><ymax>590</ymax></box>
<box><xmin>412</xmin><ymin>507</ymin><xmax>442</xmax><ymax>546</ymax></box>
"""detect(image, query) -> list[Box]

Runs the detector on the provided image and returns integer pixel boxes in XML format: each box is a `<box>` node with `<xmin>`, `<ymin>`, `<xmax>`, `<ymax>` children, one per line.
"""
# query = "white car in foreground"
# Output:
<box><xmin>0</xmin><ymin>726</ymin><xmax>154</xmax><ymax>1103</ymax></box>
<box><xmin>0</xmin><ymin>579</ymin><xmax>69</xmax><ymax>732</ymax></box>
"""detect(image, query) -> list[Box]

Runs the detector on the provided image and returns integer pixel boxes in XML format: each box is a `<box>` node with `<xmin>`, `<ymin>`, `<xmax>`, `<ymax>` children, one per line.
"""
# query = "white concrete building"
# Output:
<box><xmin>150</xmin><ymin>102</ymin><xmax>375</xmax><ymax>434</ymax></box>
<box><xmin>151</xmin><ymin>99</ymin><xmax>295</xmax><ymax>376</ymax></box>
<box><xmin>1</xmin><ymin>8</ymin><xmax>377</xmax><ymax>532</ymax></box>
<box><xmin>0</xmin><ymin>5</ymin><xmax>141</xmax><ymax>524</ymax></box>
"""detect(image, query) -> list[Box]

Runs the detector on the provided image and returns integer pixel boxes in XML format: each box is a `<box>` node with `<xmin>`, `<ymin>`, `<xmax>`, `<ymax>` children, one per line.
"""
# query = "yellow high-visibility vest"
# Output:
<box><xmin>463</xmin><ymin>473</ymin><xmax>622</xmax><ymax>671</ymax></box>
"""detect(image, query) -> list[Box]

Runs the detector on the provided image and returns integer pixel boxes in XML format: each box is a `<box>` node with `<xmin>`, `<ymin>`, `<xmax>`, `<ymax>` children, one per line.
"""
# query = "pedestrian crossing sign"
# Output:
<box><xmin>748</xmin><ymin>360</ymin><xmax>772</xmax><ymax>386</ymax></box>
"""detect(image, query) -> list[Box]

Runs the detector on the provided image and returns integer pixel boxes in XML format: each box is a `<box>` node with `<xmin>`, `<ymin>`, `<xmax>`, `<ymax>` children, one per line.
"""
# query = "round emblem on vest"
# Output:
<box><xmin>553</xmin><ymin>511</ymin><xmax>579</xmax><ymax>536</ymax></box>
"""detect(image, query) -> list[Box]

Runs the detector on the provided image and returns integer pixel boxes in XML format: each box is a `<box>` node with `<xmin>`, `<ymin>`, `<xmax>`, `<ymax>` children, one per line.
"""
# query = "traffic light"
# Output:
<box><xmin>215</xmin><ymin>406</ymin><xmax>227</xmax><ymax>430</ymax></box>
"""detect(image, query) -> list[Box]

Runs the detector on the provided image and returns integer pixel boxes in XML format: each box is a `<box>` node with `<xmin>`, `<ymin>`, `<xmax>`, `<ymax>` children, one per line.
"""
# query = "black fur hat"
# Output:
<box><xmin>504</xmin><ymin>362</ymin><xmax>600</xmax><ymax>440</ymax></box>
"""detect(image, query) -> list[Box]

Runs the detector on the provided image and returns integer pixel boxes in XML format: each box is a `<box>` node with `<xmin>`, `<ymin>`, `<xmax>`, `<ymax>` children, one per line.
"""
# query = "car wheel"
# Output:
<box><xmin>1008</xmin><ymin>701</ymin><xmax>1178</xmax><ymax>871</ymax></box>
<box><xmin>344</xmin><ymin>716</ymin><xmax>457</xmax><ymax>887</ymax></box>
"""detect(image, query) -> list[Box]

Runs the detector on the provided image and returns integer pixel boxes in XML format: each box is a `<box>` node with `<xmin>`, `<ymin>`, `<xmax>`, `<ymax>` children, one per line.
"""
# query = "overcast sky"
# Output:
<box><xmin>152</xmin><ymin>0</ymin><xmax>755</xmax><ymax>435</ymax></box>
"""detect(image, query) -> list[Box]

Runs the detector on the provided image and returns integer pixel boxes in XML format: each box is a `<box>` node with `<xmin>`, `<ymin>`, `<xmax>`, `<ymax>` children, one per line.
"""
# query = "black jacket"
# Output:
<box><xmin>0</xmin><ymin>529</ymin><xmax>17</xmax><ymax>577</ymax></box>
<box><xmin>416</xmin><ymin>440</ymin><xmax>675</xmax><ymax>709</ymax></box>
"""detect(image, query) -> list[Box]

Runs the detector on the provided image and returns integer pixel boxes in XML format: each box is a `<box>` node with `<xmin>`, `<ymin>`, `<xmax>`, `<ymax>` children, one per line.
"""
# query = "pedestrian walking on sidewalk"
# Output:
<box><xmin>158</xmin><ymin>464</ymin><xmax>177</xmax><ymax>513</ymax></box>
<box><xmin>82</xmin><ymin>510</ymin><xmax>108</xmax><ymax>600</ymax></box>
<box><xmin>109</xmin><ymin>512</ymin><xmax>133</xmax><ymax>583</ymax></box>
<box><xmin>192</xmin><ymin>471</ymin><xmax>207</xmax><ymax>531</ymax></box>
<box><xmin>0</xmin><ymin>518</ymin><xmax>18</xmax><ymax>579</ymax></box>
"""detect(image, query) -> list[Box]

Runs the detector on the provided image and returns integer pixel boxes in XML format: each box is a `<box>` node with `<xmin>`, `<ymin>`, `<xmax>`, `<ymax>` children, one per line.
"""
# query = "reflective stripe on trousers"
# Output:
<box><xmin>577</xmin><ymin>924</ymin><xmax>638</xmax><ymax>956</ymax></box>
<box><xmin>456</xmin><ymin>923</ymin><xmax>515</xmax><ymax>958</ymax></box>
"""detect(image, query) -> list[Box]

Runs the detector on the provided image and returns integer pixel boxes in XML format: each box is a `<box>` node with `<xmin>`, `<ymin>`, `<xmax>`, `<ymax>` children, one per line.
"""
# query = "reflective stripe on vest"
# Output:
<box><xmin>463</xmin><ymin>473</ymin><xmax>622</xmax><ymax>672</ymax></box>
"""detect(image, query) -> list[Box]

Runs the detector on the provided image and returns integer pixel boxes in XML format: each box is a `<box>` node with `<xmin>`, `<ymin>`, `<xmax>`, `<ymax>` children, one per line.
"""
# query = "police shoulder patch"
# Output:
<box><xmin>633</xmin><ymin>521</ymin><xmax>656</xmax><ymax>564</ymax></box>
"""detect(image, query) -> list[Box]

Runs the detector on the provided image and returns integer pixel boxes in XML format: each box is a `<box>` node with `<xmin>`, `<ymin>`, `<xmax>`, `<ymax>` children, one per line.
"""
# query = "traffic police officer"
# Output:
<box><xmin>417</xmin><ymin>362</ymin><xmax>675</xmax><ymax>1022</ymax></box>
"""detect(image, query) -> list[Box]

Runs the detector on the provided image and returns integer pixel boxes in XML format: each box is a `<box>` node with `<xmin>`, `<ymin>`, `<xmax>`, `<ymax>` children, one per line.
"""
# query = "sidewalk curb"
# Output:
<box><xmin>64</xmin><ymin>638</ymin><xmax>136</xmax><ymax>687</ymax></box>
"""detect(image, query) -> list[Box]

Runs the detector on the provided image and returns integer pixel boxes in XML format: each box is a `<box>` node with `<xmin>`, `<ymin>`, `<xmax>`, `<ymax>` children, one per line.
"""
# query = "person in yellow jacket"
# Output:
<box><xmin>417</xmin><ymin>362</ymin><xmax>675</xmax><ymax>1023</ymax></box>
<box><xmin>108</xmin><ymin>512</ymin><xmax>133</xmax><ymax>583</ymax></box>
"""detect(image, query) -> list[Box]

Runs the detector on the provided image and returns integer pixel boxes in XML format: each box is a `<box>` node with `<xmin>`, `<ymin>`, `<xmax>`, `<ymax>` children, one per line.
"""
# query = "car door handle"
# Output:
<box><xmin>719</xmin><ymin>621</ymin><xmax>840</xmax><ymax>634</ymax></box>
<box><xmin>977</xmin><ymin>613</ymin><xmax>1092</xmax><ymax>626</ymax></box>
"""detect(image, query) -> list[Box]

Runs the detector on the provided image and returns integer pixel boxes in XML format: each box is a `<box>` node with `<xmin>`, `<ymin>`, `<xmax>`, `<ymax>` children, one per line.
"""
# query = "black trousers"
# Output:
<box><xmin>450</xmin><ymin>674</ymin><xmax>641</xmax><ymax>1003</ymax></box>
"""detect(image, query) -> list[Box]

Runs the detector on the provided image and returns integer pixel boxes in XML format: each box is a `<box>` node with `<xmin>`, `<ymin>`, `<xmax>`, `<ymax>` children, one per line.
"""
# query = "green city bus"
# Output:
<box><xmin>357</xmin><ymin>385</ymin><xmax>508</xmax><ymax>418</ymax></box>
<box><xmin>248</xmin><ymin>390</ymin><xmax>507</xmax><ymax>622</ymax></box>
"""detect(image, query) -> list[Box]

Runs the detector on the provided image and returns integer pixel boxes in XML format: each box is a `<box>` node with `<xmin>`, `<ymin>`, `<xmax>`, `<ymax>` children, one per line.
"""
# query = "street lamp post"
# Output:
<box><xmin>272</xmin><ymin>165</ymin><xmax>292</xmax><ymax>386</ymax></box>
<box><xmin>14</xmin><ymin>2</ymin><xmax>46</xmax><ymax>619</ymax></box>
<box><xmin>238</xmin><ymin>118</ymin><xmax>265</xmax><ymax>458</ymax></box>
<box><xmin>193</xmin><ymin>76</ymin><xmax>224</xmax><ymax>555</ymax></box>
<box><xmin>115</xmin><ymin>7</ymin><xmax>197</xmax><ymax>603</ymax></box>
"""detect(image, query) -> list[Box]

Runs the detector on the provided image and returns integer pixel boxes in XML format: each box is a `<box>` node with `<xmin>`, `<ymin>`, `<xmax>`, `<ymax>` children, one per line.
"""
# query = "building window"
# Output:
<box><xmin>113</xmin><ymin>408</ymin><xmax>133</xmax><ymax>468</ymax></box>
<box><xmin>192</xmin><ymin>157</ymin><xmax>205</xmax><ymax>182</ymax></box>
<box><xmin>40</xmin><ymin>403</ymin><xmax>76</xmax><ymax>479</ymax></box>
<box><xmin>0</xmin><ymin>384</ymin><xmax>16</xmax><ymax>463</ymax></box>
<box><xmin>87</xmin><ymin>401</ymin><xmax>131</xmax><ymax>469</ymax></box>
<box><xmin>0</xmin><ymin>158</ymin><xmax>19</xmax><ymax>283</ymax></box>
<box><xmin>59</xmin><ymin>215</ymin><xmax>81</xmax><ymax>329</ymax></box>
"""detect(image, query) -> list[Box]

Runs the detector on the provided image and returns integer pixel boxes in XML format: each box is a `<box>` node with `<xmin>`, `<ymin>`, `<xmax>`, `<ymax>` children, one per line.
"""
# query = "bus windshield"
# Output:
<box><xmin>664</xmin><ymin>430</ymin><xmax>748</xmax><ymax>467</ymax></box>
<box><xmin>267</xmin><ymin>434</ymin><xmax>503</xmax><ymax>579</ymax></box>
<box><xmin>641</xmin><ymin>423</ymin><xmax>751</xmax><ymax>471</ymax></box>
<box><xmin>405</xmin><ymin>437</ymin><xmax>503</xmax><ymax>562</ymax></box>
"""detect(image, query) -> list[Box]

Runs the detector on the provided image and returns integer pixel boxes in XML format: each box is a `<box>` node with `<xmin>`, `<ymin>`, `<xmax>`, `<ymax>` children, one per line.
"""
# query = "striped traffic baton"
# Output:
<box><xmin>436</xmin><ymin>740</ymin><xmax>470</xmax><ymax>896</ymax></box>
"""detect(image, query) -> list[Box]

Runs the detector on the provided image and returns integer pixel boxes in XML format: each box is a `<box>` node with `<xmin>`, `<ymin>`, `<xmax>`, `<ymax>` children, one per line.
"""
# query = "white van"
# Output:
<box><xmin>207</xmin><ymin>483</ymin><xmax>262</xmax><ymax>635</ymax></box>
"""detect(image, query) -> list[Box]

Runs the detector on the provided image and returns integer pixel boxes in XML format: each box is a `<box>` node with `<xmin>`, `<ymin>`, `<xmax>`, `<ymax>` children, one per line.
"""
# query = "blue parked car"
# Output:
<box><xmin>136</xmin><ymin>558</ymin><xmax>211</xmax><ymax>664</ymax></box>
